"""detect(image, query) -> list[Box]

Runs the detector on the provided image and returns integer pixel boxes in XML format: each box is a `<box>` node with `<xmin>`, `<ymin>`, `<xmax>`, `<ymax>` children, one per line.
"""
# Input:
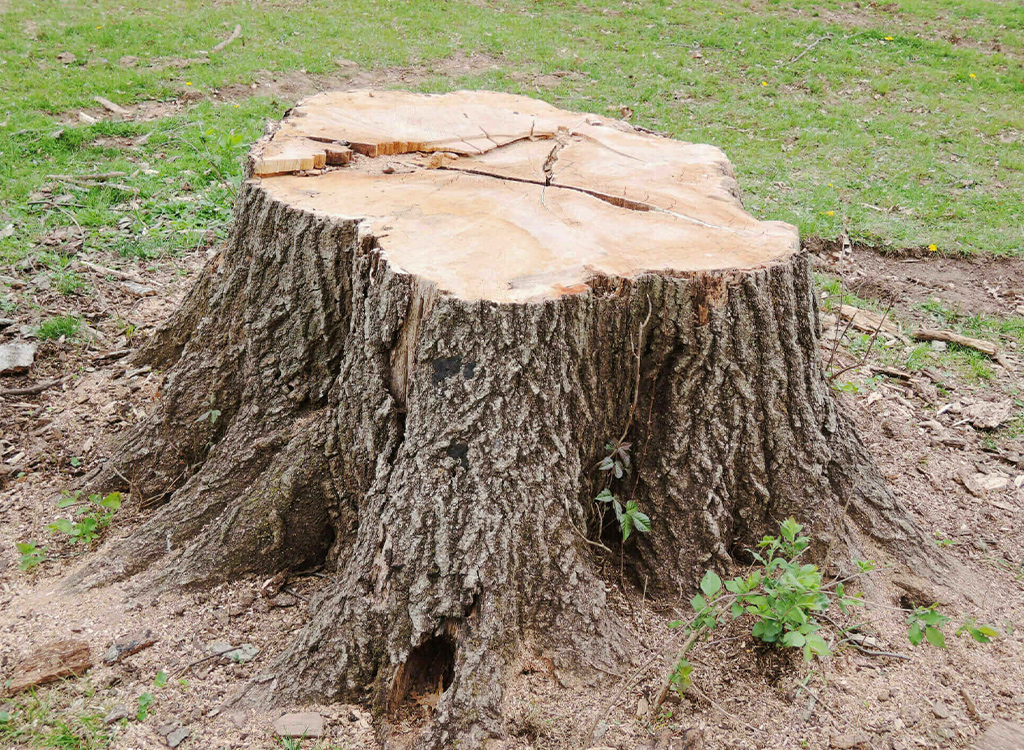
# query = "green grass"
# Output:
<box><xmin>0</xmin><ymin>683</ymin><xmax>112</xmax><ymax>750</ymax></box>
<box><xmin>1</xmin><ymin>0</ymin><xmax>1022</xmax><ymax>282</ymax></box>
<box><xmin>36</xmin><ymin>315</ymin><xmax>82</xmax><ymax>340</ymax></box>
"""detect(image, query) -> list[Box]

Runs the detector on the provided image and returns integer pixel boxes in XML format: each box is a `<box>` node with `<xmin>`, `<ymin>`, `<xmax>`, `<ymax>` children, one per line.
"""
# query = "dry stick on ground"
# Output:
<box><xmin>76</xmin><ymin>259</ymin><xmax>158</xmax><ymax>287</ymax></box>
<box><xmin>0</xmin><ymin>375</ymin><xmax>71</xmax><ymax>398</ymax></box>
<box><xmin>828</xmin><ymin>296</ymin><xmax>898</xmax><ymax>382</ymax></box>
<box><xmin>47</xmin><ymin>172</ymin><xmax>127</xmax><ymax>182</ymax></box>
<box><xmin>784</xmin><ymin>33</ymin><xmax>833</xmax><ymax>66</ymax></box>
<box><xmin>649</xmin><ymin>623</ymin><xmax>709</xmax><ymax>716</ymax></box>
<box><xmin>93</xmin><ymin>96</ymin><xmax>130</xmax><ymax>116</ymax></box>
<box><xmin>210</xmin><ymin>24</ymin><xmax>242</xmax><ymax>54</ymax></box>
<box><xmin>913</xmin><ymin>328</ymin><xmax>998</xmax><ymax>357</ymax></box>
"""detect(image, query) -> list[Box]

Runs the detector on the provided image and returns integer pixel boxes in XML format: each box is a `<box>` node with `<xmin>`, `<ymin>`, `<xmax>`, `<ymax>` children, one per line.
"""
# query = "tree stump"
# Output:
<box><xmin>77</xmin><ymin>90</ymin><xmax>924</xmax><ymax>747</ymax></box>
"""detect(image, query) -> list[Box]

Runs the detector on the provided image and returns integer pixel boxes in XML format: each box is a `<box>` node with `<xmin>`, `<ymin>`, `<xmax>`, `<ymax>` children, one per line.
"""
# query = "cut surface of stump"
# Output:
<box><xmin>74</xmin><ymin>90</ymin><xmax>929</xmax><ymax>749</ymax></box>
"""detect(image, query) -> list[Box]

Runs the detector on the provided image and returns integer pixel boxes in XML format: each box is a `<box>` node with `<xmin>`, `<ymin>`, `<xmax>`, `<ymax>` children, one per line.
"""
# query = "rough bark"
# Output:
<box><xmin>70</xmin><ymin>90</ymin><xmax>929</xmax><ymax>749</ymax></box>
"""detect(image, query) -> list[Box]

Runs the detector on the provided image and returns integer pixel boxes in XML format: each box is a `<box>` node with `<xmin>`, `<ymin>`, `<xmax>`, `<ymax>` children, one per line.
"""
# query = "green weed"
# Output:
<box><xmin>47</xmin><ymin>491</ymin><xmax>122</xmax><ymax>545</ymax></box>
<box><xmin>35</xmin><ymin>315</ymin><xmax>82</xmax><ymax>340</ymax></box>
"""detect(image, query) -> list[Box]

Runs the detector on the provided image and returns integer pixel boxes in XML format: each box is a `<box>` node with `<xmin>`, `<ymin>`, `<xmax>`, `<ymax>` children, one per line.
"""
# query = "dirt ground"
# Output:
<box><xmin>2</xmin><ymin>236</ymin><xmax>1023</xmax><ymax>750</ymax></box>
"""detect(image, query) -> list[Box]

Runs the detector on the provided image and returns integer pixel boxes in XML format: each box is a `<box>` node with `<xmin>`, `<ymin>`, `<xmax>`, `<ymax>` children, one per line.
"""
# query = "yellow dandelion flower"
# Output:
<box><xmin>826</xmin><ymin>210</ymin><xmax>835</xmax><ymax>216</ymax></box>
<box><xmin>884</xmin><ymin>36</ymin><xmax>894</xmax><ymax>41</ymax></box>
<box><xmin>761</xmin><ymin>81</ymin><xmax>768</xmax><ymax>87</ymax></box>
<box><xmin>928</xmin><ymin>244</ymin><xmax>938</xmax><ymax>252</ymax></box>
<box><xmin>828</xmin><ymin>182</ymin><xmax>833</xmax><ymax>187</ymax></box>
<box><xmin>96</xmin><ymin>25</ymin><xmax>103</xmax><ymax>29</ymax></box>
<box><xmin>969</xmin><ymin>73</ymin><xmax>976</xmax><ymax>78</ymax></box>
<box><xmin>186</xmin><ymin>81</ymin><xmax>192</xmax><ymax>85</ymax></box>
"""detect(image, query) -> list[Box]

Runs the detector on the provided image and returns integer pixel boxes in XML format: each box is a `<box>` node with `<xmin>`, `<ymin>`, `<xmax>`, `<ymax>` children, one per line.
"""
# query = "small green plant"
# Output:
<box><xmin>153</xmin><ymin>671</ymin><xmax>168</xmax><ymax>688</ymax></box>
<box><xmin>195</xmin><ymin>393</ymin><xmax>221</xmax><ymax>424</ymax></box>
<box><xmin>674</xmin><ymin>519</ymin><xmax>843</xmax><ymax>662</ymax></box>
<box><xmin>136</xmin><ymin>692</ymin><xmax>154</xmax><ymax>721</ymax></box>
<box><xmin>592</xmin><ymin>441</ymin><xmax>651</xmax><ymax>543</ymax></box>
<box><xmin>595</xmin><ymin>489</ymin><xmax>650</xmax><ymax>542</ymax></box>
<box><xmin>54</xmin><ymin>270</ymin><xmax>87</xmax><ymax>296</ymax></box>
<box><xmin>16</xmin><ymin>541</ymin><xmax>48</xmax><ymax>571</ymax></box>
<box><xmin>906</xmin><ymin>605</ymin><xmax>949</xmax><ymax>648</ymax></box>
<box><xmin>47</xmin><ymin>491</ymin><xmax>122</xmax><ymax>545</ymax></box>
<box><xmin>956</xmin><ymin>617</ymin><xmax>1000</xmax><ymax>644</ymax></box>
<box><xmin>35</xmin><ymin>315</ymin><xmax>81</xmax><ymax>340</ymax></box>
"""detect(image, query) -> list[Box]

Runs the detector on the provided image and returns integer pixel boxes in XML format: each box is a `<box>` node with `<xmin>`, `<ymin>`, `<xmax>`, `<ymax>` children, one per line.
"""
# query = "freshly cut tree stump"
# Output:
<box><xmin>76</xmin><ymin>90</ymin><xmax>925</xmax><ymax>748</ymax></box>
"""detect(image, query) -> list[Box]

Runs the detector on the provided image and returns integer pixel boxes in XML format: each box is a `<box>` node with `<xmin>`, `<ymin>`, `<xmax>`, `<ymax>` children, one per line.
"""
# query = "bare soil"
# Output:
<box><xmin>2</xmin><ymin>240</ymin><xmax>1023</xmax><ymax>750</ymax></box>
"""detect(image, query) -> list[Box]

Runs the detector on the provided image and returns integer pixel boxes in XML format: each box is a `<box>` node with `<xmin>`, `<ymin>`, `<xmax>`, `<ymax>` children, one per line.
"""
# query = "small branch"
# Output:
<box><xmin>913</xmin><ymin>328</ymin><xmax>998</xmax><ymax>357</ymax></box>
<box><xmin>650</xmin><ymin>624</ymin><xmax>707</xmax><ymax>715</ymax></box>
<box><xmin>93</xmin><ymin>96</ymin><xmax>130</xmax><ymax>116</ymax></box>
<box><xmin>617</xmin><ymin>295</ymin><xmax>653</xmax><ymax>447</ymax></box>
<box><xmin>211</xmin><ymin>24</ymin><xmax>242</xmax><ymax>54</ymax></box>
<box><xmin>0</xmin><ymin>375</ymin><xmax>71</xmax><ymax>397</ymax></box>
<box><xmin>784</xmin><ymin>33</ymin><xmax>833</xmax><ymax>66</ymax></box>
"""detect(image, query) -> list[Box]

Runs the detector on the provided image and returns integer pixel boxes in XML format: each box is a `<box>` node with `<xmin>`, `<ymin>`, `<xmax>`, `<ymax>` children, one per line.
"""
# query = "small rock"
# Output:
<box><xmin>228</xmin><ymin>592</ymin><xmax>255</xmax><ymax>617</ymax></box>
<box><xmin>963</xmin><ymin>399</ymin><xmax>1014</xmax><ymax>430</ymax></box>
<box><xmin>831</xmin><ymin>733</ymin><xmax>871</xmax><ymax>749</ymax></box>
<box><xmin>932</xmin><ymin>701</ymin><xmax>951</xmax><ymax>719</ymax></box>
<box><xmin>0</xmin><ymin>341</ymin><xmax>38</xmax><ymax>375</ymax></box>
<box><xmin>978</xmin><ymin>473</ymin><xmax>1009</xmax><ymax>492</ymax></box>
<box><xmin>273</xmin><ymin>711</ymin><xmax>324</xmax><ymax>738</ymax></box>
<box><xmin>166</xmin><ymin>726</ymin><xmax>189</xmax><ymax>748</ymax></box>
<box><xmin>156</xmin><ymin>721</ymin><xmax>180</xmax><ymax>737</ymax></box>
<box><xmin>930</xmin><ymin>340</ymin><xmax>947</xmax><ymax>351</ymax></box>
<box><xmin>225</xmin><ymin>710</ymin><xmax>248</xmax><ymax>729</ymax></box>
<box><xmin>635</xmin><ymin>694</ymin><xmax>649</xmax><ymax>718</ymax></box>
<box><xmin>269</xmin><ymin>593</ymin><xmax>298</xmax><ymax>608</ymax></box>
<box><xmin>208</xmin><ymin>641</ymin><xmax>235</xmax><ymax>656</ymax></box>
<box><xmin>222</xmin><ymin>644</ymin><xmax>259</xmax><ymax>663</ymax></box>
<box><xmin>103</xmin><ymin>705</ymin><xmax>131</xmax><ymax>724</ymax></box>
<box><xmin>103</xmin><ymin>629</ymin><xmax>158</xmax><ymax>665</ymax></box>
<box><xmin>121</xmin><ymin>281</ymin><xmax>156</xmax><ymax>297</ymax></box>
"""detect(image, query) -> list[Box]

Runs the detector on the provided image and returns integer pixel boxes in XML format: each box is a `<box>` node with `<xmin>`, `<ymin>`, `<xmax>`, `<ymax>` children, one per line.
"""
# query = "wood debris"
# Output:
<box><xmin>836</xmin><ymin>304</ymin><xmax>901</xmax><ymax>336</ymax></box>
<box><xmin>94</xmin><ymin>96</ymin><xmax>130</xmax><ymax>116</ymax></box>
<box><xmin>5</xmin><ymin>639</ymin><xmax>92</xmax><ymax>694</ymax></box>
<box><xmin>913</xmin><ymin>328</ymin><xmax>998</xmax><ymax>357</ymax></box>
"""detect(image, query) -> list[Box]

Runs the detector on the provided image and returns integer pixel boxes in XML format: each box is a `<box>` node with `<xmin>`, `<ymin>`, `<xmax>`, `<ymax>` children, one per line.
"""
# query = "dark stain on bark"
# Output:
<box><xmin>462</xmin><ymin>361</ymin><xmax>476</xmax><ymax>380</ymax></box>
<box><xmin>446</xmin><ymin>442</ymin><xmax>470</xmax><ymax>470</ymax></box>
<box><xmin>432</xmin><ymin>356</ymin><xmax>463</xmax><ymax>384</ymax></box>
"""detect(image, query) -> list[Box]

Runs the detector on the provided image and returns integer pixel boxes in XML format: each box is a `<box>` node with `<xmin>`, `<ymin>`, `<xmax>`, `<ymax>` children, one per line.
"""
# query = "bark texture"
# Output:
<box><xmin>71</xmin><ymin>91</ymin><xmax>929</xmax><ymax>749</ymax></box>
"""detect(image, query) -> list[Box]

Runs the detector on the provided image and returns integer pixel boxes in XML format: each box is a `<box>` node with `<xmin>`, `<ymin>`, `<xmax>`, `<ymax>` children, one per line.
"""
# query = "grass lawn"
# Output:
<box><xmin>0</xmin><ymin>0</ymin><xmax>1022</xmax><ymax>291</ymax></box>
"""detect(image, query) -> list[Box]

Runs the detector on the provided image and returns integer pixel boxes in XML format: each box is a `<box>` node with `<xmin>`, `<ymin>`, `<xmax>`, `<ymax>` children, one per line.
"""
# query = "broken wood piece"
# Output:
<box><xmin>47</xmin><ymin>172</ymin><xmax>127</xmax><ymax>183</ymax></box>
<box><xmin>5</xmin><ymin>639</ymin><xmax>92</xmax><ymax>694</ymax></box>
<box><xmin>0</xmin><ymin>375</ymin><xmax>70</xmax><ymax>397</ymax></box>
<box><xmin>94</xmin><ymin>96</ymin><xmax>130</xmax><ymax>116</ymax></box>
<box><xmin>211</xmin><ymin>23</ymin><xmax>242</xmax><ymax>54</ymax></box>
<box><xmin>103</xmin><ymin>629</ymin><xmax>158</xmax><ymax>664</ymax></box>
<box><xmin>836</xmin><ymin>304</ymin><xmax>900</xmax><ymax>336</ymax></box>
<box><xmin>77</xmin><ymin>259</ymin><xmax>157</xmax><ymax>287</ymax></box>
<box><xmin>868</xmin><ymin>365</ymin><xmax>911</xmax><ymax>380</ymax></box>
<box><xmin>78</xmin><ymin>112</ymin><xmax>98</xmax><ymax>125</ymax></box>
<box><xmin>913</xmin><ymin>328</ymin><xmax>998</xmax><ymax>356</ymax></box>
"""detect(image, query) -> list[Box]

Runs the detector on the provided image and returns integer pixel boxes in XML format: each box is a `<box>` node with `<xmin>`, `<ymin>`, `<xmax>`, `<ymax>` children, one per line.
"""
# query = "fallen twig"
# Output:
<box><xmin>211</xmin><ymin>24</ymin><xmax>242</xmax><ymax>54</ymax></box>
<box><xmin>77</xmin><ymin>259</ymin><xmax>158</xmax><ymax>287</ymax></box>
<box><xmin>47</xmin><ymin>172</ymin><xmax>127</xmax><ymax>183</ymax></box>
<box><xmin>94</xmin><ymin>96</ymin><xmax>130</xmax><ymax>116</ymax></box>
<box><xmin>914</xmin><ymin>328</ymin><xmax>998</xmax><ymax>357</ymax></box>
<box><xmin>785</xmin><ymin>33</ymin><xmax>832</xmax><ymax>66</ymax></box>
<box><xmin>0</xmin><ymin>375</ymin><xmax>71</xmax><ymax>398</ymax></box>
<box><xmin>650</xmin><ymin>624</ymin><xmax>707</xmax><ymax>716</ymax></box>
